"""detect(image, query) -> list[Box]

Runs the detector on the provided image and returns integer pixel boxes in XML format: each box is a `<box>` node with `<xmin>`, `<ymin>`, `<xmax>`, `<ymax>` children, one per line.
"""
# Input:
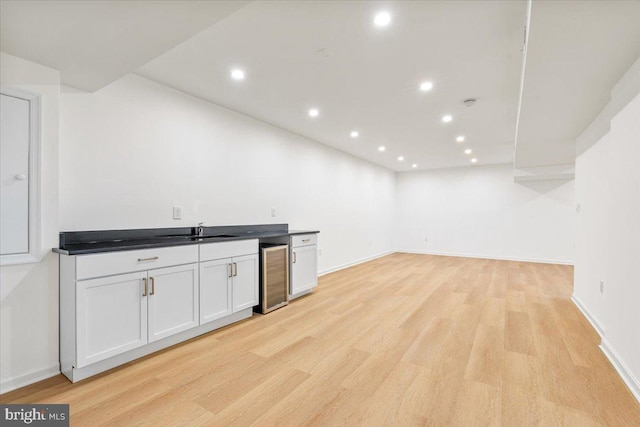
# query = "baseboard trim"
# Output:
<box><xmin>570</xmin><ymin>295</ymin><xmax>605</xmax><ymax>337</ymax></box>
<box><xmin>600</xmin><ymin>339</ymin><xmax>640</xmax><ymax>404</ymax></box>
<box><xmin>397</xmin><ymin>249</ymin><xmax>573</xmax><ymax>265</ymax></box>
<box><xmin>0</xmin><ymin>364</ymin><xmax>60</xmax><ymax>395</ymax></box>
<box><xmin>319</xmin><ymin>251</ymin><xmax>394</xmax><ymax>276</ymax></box>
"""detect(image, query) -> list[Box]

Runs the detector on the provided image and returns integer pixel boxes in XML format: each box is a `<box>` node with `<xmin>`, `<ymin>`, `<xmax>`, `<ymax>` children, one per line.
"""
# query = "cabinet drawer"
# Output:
<box><xmin>76</xmin><ymin>245</ymin><xmax>199</xmax><ymax>280</ymax></box>
<box><xmin>291</xmin><ymin>234</ymin><xmax>317</xmax><ymax>248</ymax></box>
<box><xmin>199</xmin><ymin>239</ymin><xmax>258</xmax><ymax>262</ymax></box>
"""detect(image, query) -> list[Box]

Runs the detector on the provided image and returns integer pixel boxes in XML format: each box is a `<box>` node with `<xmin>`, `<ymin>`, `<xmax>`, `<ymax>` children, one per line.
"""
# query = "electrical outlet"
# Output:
<box><xmin>424</xmin><ymin>236</ymin><xmax>428</xmax><ymax>242</ymax></box>
<box><xmin>172</xmin><ymin>206</ymin><xmax>182</xmax><ymax>220</ymax></box>
<box><xmin>600</xmin><ymin>280</ymin><xmax>604</xmax><ymax>294</ymax></box>
<box><xmin>576</xmin><ymin>203</ymin><xmax>581</xmax><ymax>213</ymax></box>
<box><xmin>271</xmin><ymin>207</ymin><xmax>277</xmax><ymax>217</ymax></box>
<box><xmin>319</xmin><ymin>249</ymin><xmax>322</xmax><ymax>256</ymax></box>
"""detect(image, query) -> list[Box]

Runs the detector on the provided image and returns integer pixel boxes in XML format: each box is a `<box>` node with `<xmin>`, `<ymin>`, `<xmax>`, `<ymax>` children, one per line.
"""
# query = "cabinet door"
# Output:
<box><xmin>147</xmin><ymin>263</ymin><xmax>199</xmax><ymax>343</ymax></box>
<box><xmin>291</xmin><ymin>245</ymin><xmax>318</xmax><ymax>295</ymax></box>
<box><xmin>0</xmin><ymin>94</ymin><xmax>30</xmax><ymax>255</ymax></box>
<box><xmin>200</xmin><ymin>258</ymin><xmax>232</xmax><ymax>324</ymax></box>
<box><xmin>76</xmin><ymin>271</ymin><xmax>148</xmax><ymax>368</ymax></box>
<box><xmin>232</xmin><ymin>254</ymin><xmax>259</xmax><ymax>312</ymax></box>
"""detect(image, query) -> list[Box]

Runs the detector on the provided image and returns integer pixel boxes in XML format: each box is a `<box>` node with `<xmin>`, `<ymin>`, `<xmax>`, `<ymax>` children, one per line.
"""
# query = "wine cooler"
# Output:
<box><xmin>257</xmin><ymin>244</ymin><xmax>289</xmax><ymax>314</ymax></box>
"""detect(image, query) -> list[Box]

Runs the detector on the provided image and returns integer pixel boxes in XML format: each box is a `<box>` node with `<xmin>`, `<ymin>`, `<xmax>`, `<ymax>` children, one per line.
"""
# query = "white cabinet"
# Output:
<box><xmin>75</xmin><ymin>262</ymin><xmax>198</xmax><ymax>367</ymax></box>
<box><xmin>232</xmin><ymin>254</ymin><xmax>259</xmax><ymax>311</ymax></box>
<box><xmin>199</xmin><ymin>240</ymin><xmax>259</xmax><ymax>325</ymax></box>
<box><xmin>147</xmin><ymin>263</ymin><xmax>199</xmax><ymax>343</ymax></box>
<box><xmin>291</xmin><ymin>245</ymin><xmax>318</xmax><ymax>294</ymax></box>
<box><xmin>63</xmin><ymin>246</ymin><xmax>200</xmax><ymax>373</ymax></box>
<box><xmin>199</xmin><ymin>258</ymin><xmax>233</xmax><ymax>323</ymax></box>
<box><xmin>60</xmin><ymin>237</ymin><xmax>260</xmax><ymax>382</ymax></box>
<box><xmin>76</xmin><ymin>245</ymin><xmax>198</xmax><ymax>280</ymax></box>
<box><xmin>76</xmin><ymin>271</ymin><xmax>148</xmax><ymax>368</ymax></box>
<box><xmin>290</xmin><ymin>234</ymin><xmax>318</xmax><ymax>298</ymax></box>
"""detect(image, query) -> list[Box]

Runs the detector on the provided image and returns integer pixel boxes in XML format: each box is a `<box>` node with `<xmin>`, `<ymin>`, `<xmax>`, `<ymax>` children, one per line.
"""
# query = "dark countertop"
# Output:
<box><xmin>53</xmin><ymin>224</ymin><xmax>319</xmax><ymax>255</ymax></box>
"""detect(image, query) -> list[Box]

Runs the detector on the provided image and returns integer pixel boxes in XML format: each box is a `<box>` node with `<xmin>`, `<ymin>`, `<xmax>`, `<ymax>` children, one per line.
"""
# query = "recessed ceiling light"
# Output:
<box><xmin>374</xmin><ymin>11</ymin><xmax>391</xmax><ymax>27</ymax></box>
<box><xmin>420</xmin><ymin>81</ymin><xmax>433</xmax><ymax>92</ymax></box>
<box><xmin>412</xmin><ymin>164</ymin><xmax>417</xmax><ymax>168</ymax></box>
<box><xmin>471</xmin><ymin>158</ymin><xmax>478</xmax><ymax>163</ymax></box>
<box><xmin>442</xmin><ymin>115</ymin><xmax>453</xmax><ymax>123</ymax></box>
<box><xmin>308</xmin><ymin>108</ymin><xmax>319</xmax><ymax>117</ymax></box>
<box><xmin>230</xmin><ymin>69</ymin><xmax>245</xmax><ymax>80</ymax></box>
<box><xmin>397</xmin><ymin>156</ymin><xmax>404</xmax><ymax>161</ymax></box>
<box><xmin>378</xmin><ymin>146</ymin><xmax>386</xmax><ymax>152</ymax></box>
<box><xmin>350</xmin><ymin>131</ymin><xmax>359</xmax><ymax>138</ymax></box>
<box><xmin>465</xmin><ymin>149</ymin><xmax>472</xmax><ymax>154</ymax></box>
<box><xmin>456</xmin><ymin>136</ymin><xmax>465</xmax><ymax>142</ymax></box>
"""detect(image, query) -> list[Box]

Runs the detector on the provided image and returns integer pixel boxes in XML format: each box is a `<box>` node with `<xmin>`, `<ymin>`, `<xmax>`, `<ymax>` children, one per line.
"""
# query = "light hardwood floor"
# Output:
<box><xmin>3</xmin><ymin>253</ymin><xmax>640</xmax><ymax>426</ymax></box>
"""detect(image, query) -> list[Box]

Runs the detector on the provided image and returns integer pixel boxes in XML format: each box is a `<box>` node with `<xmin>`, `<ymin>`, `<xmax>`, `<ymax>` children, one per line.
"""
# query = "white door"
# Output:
<box><xmin>200</xmin><ymin>258</ymin><xmax>232</xmax><ymax>324</ymax></box>
<box><xmin>76</xmin><ymin>271</ymin><xmax>148</xmax><ymax>368</ymax></box>
<box><xmin>232</xmin><ymin>254</ymin><xmax>259</xmax><ymax>312</ymax></box>
<box><xmin>0</xmin><ymin>94</ymin><xmax>30</xmax><ymax>255</ymax></box>
<box><xmin>291</xmin><ymin>245</ymin><xmax>318</xmax><ymax>295</ymax></box>
<box><xmin>147</xmin><ymin>263</ymin><xmax>199</xmax><ymax>343</ymax></box>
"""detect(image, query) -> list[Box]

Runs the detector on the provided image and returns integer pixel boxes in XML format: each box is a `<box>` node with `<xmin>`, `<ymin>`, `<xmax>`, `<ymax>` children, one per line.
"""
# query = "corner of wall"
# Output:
<box><xmin>576</xmin><ymin>54</ymin><xmax>640</xmax><ymax>157</ymax></box>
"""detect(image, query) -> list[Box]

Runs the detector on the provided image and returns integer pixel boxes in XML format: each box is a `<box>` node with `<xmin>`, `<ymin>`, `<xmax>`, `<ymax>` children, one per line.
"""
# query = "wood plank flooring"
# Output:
<box><xmin>3</xmin><ymin>253</ymin><xmax>640</xmax><ymax>426</ymax></box>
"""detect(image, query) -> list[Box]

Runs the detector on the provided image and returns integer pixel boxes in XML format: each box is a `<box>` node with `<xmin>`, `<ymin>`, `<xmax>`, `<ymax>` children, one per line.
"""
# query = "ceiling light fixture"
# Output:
<box><xmin>464</xmin><ymin>98</ymin><xmax>477</xmax><ymax>107</ymax></box>
<box><xmin>374</xmin><ymin>11</ymin><xmax>391</xmax><ymax>27</ymax></box>
<box><xmin>308</xmin><ymin>108</ymin><xmax>319</xmax><ymax>117</ymax></box>
<box><xmin>398</xmin><ymin>156</ymin><xmax>404</xmax><ymax>161</ymax></box>
<box><xmin>350</xmin><ymin>131</ymin><xmax>359</xmax><ymax>138</ymax></box>
<box><xmin>465</xmin><ymin>149</ymin><xmax>472</xmax><ymax>154</ymax></box>
<box><xmin>412</xmin><ymin>164</ymin><xmax>417</xmax><ymax>168</ymax></box>
<box><xmin>456</xmin><ymin>136</ymin><xmax>465</xmax><ymax>142</ymax></box>
<box><xmin>230</xmin><ymin>69</ymin><xmax>245</xmax><ymax>80</ymax></box>
<box><xmin>378</xmin><ymin>146</ymin><xmax>386</xmax><ymax>152</ymax></box>
<box><xmin>471</xmin><ymin>158</ymin><xmax>478</xmax><ymax>163</ymax></box>
<box><xmin>420</xmin><ymin>81</ymin><xmax>433</xmax><ymax>92</ymax></box>
<box><xmin>442</xmin><ymin>115</ymin><xmax>453</xmax><ymax>123</ymax></box>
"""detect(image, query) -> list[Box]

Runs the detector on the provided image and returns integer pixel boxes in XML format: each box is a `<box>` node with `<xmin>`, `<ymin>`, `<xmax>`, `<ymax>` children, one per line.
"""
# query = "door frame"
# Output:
<box><xmin>0</xmin><ymin>86</ymin><xmax>41</xmax><ymax>265</ymax></box>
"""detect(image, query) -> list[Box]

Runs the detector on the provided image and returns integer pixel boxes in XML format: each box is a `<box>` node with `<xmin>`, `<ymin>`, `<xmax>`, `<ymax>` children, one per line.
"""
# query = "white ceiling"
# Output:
<box><xmin>137</xmin><ymin>1</ymin><xmax>526</xmax><ymax>171</ymax></box>
<box><xmin>515</xmin><ymin>0</ymin><xmax>640</xmax><ymax>168</ymax></box>
<box><xmin>0</xmin><ymin>0</ymin><xmax>249</xmax><ymax>91</ymax></box>
<box><xmin>2</xmin><ymin>1</ymin><xmax>639</xmax><ymax>171</ymax></box>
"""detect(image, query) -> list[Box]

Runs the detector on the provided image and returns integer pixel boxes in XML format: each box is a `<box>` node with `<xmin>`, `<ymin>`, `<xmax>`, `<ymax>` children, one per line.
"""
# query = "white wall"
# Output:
<box><xmin>0</xmin><ymin>53</ymin><xmax>60</xmax><ymax>393</ymax></box>
<box><xmin>59</xmin><ymin>74</ymin><xmax>397</xmax><ymax>275</ymax></box>
<box><xmin>395</xmin><ymin>163</ymin><xmax>575</xmax><ymax>264</ymax></box>
<box><xmin>574</xmin><ymin>89</ymin><xmax>640</xmax><ymax>401</ymax></box>
<box><xmin>573</xmin><ymin>134</ymin><xmax>610</xmax><ymax>334</ymax></box>
<box><xmin>0</xmin><ymin>57</ymin><xmax>584</xmax><ymax>395</ymax></box>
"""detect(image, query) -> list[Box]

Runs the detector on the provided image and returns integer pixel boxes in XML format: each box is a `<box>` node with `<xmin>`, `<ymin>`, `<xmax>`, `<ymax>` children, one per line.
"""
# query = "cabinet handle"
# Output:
<box><xmin>233</xmin><ymin>262</ymin><xmax>237</xmax><ymax>277</ymax></box>
<box><xmin>302</xmin><ymin>239</ymin><xmax>311</xmax><ymax>242</ymax></box>
<box><xmin>293</xmin><ymin>252</ymin><xmax>297</xmax><ymax>263</ymax></box>
<box><xmin>138</xmin><ymin>256</ymin><xmax>159</xmax><ymax>262</ymax></box>
<box><xmin>142</xmin><ymin>278</ymin><xmax>148</xmax><ymax>297</ymax></box>
<box><xmin>228</xmin><ymin>263</ymin><xmax>233</xmax><ymax>278</ymax></box>
<box><xmin>150</xmin><ymin>277</ymin><xmax>155</xmax><ymax>295</ymax></box>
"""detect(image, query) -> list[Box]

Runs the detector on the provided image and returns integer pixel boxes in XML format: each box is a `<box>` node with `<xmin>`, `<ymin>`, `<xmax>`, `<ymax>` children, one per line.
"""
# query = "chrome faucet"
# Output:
<box><xmin>196</xmin><ymin>222</ymin><xmax>205</xmax><ymax>237</ymax></box>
